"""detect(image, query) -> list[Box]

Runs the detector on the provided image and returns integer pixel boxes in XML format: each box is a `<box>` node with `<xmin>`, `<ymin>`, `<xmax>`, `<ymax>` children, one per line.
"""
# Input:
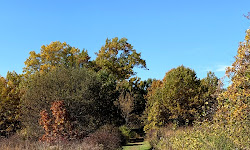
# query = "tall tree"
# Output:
<box><xmin>93</xmin><ymin>37</ymin><xmax>149</xmax><ymax>127</ymax></box>
<box><xmin>95</xmin><ymin>37</ymin><xmax>147</xmax><ymax>80</ymax></box>
<box><xmin>117</xmin><ymin>89</ymin><xmax>134</xmax><ymax>125</ymax></box>
<box><xmin>23</xmin><ymin>41</ymin><xmax>90</xmax><ymax>75</ymax></box>
<box><xmin>144</xmin><ymin>79</ymin><xmax>166</xmax><ymax>131</ymax></box>
<box><xmin>96</xmin><ymin>69</ymin><xmax>124</xmax><ymax>126</ymax></box>
<box><xmin>0</xmin><ymin>71</ymin><xmax>22</xmax><ymax>137</ymax></box>
<box><xmin>116</xmin><ymin>78</ymin><xmax>152</xmax><ymax>127</ymax></box>
<box><xmin>199</xmin><ymin>71</ymin><xmax>219</xmax><ymax>121</ymax></box>
<box><xmin>216</xmin><ymin>29</ymin><xmax>249</xmax><ymax>123</ymax></box>
<box><xmin>161</xmin><ymin>66</ymin><xmax>201</xmax><ymax>125</ymax></box>
<box><xmin>215</xmin><ymin>28</ymin><xmax>250</xmax><ymax>149</ymax></box>
<box><xmin>144</xmin><ymin>66</ymin><xmax>219</xmax><ymax>131</ymax></box>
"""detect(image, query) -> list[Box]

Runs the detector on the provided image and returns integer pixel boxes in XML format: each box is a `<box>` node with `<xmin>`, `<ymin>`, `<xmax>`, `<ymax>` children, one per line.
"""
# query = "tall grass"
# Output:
<box><xmin>146</xmin><ymin>121</ymin><xmax>249</xmax><ymax>150</ymax></box>
<box><xmin>0</xmin><ymin>124</ymin><xmax>123</xmax><ymax>150</ymax></box>
<box><xmin>0</xmin><ymin>136</ymin><xmax>102</xmax><ymax>150</ymax></box>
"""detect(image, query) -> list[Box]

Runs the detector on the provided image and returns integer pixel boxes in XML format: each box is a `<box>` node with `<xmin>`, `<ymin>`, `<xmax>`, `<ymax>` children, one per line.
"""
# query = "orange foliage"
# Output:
<box><xmin>39</xmin><ymin>100</ymin><xmax>75</xmax><ymax>143</ymax></box>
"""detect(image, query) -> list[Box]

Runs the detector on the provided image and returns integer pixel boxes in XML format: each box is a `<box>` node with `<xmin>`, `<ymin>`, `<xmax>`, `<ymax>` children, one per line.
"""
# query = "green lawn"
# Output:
<box><xmin>122</xmin><ymin>141</ymin><xmax>152</xmax><ymax>150</ymax></box>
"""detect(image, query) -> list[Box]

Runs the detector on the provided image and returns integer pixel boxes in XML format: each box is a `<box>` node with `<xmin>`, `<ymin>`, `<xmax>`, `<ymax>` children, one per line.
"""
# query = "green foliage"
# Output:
<box><xmin>149</xmin><ymin>124</ymin><xmax>237</xmax><ymax>150</ymax></box>
<box><xmin>95</xmin><ymin>37</ymin><xmax>147</xmax><ymax>80</ymax></box>
<box><xmin>116</xmin><ymin>77</ymin><xmax>152</xmax><ymax>127</ymax></box>
<box><xmin>92</xmin><ymin>37</ymin><xmax>149</xmax><ymax>127</ymax></box>
<box><xmin>19</xmin><ymin>38</ymin><xmax>149</xmax><ymax>139</ymax></box>
<box><xmin>119</xmin><ymin>125</ymin><xmax>131</xmax><ymax>140</ymax></box>
<box><xmin>96</xmin><ymin>69</ymin><xmax>124</xmax><ymax>126</ymax></box>
<box><xmin>144</xmin><ymin>66</ymin><xmax>219</xmax><ymax>131</ymax></box>
<box><xmin>122</xmin><ymin>141</ymin><xmax>151</xmax><ymax>150</ymax></box>
<box><xmin>146</xmin><ymin>28</ymin><xmax>250</xmax><ymax>150</ymax></box>
<box><xmin>0</xmin><ymin>71</ymin><xmax>22</xmax><ymax>137</ymax></box>
<box><xmin>130</xmin><ymin>78</ymin><xmax>153</xmax><ymax>116</ymax></box>
<box><xmin>119</xmin><ymin>125</ymin><xmax>139</xmax><ymax>143</ymax></box>
<box><xmin>145</xmin><ymin>66</ymin><xmax>197</xmax><ymax>131</ymax></box>
<box><xmin>143</xmin><ymin>80</ymin><xmax>164</xmax><ymax>131</ymax></box>
<box><xmin>21</xmin><ymin>67</ymin><xmax>105</xmax><ymax>138</ymax></box>
<box><xmin>161</xmin><ymin>66</ymin><xmax>201</xmax><ymax>124</ymax></box>
<box><xmin>23</xmin><ymin>41</ymin><xmax>90</xmax><ymax>75</ymax></box>
<box><xmin>198</xmin><ymin>71</ymin><xmax>220</xmax><ymax>121</ymax></box>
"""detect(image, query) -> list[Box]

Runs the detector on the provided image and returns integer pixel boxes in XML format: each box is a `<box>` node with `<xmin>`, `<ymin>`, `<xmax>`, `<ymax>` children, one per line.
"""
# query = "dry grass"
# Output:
<box><xmin>0</xmin><ymin>125</ymin><xmax>123</xmax><ymax>150</ymax></box>
<box><xmin>0</xmin><ymin>134</ymin><xmax>103</xmax><ymax>150</ymax></box>
<box><xmin>146</xmin><ymin>121</ymin><xmax>249</xmax><ymax>150</ymax></box>
<box><xmin>0</xmin><ymin>138</ymin><xmax>104</xmax><ymax>150</ymax></box>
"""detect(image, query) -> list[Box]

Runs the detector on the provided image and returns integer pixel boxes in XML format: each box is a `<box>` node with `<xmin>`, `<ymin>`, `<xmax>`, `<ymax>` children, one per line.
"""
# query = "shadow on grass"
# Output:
<box><xmin>123</xmin><ymin>141</ymin><xmax>152</xmax><ymax>150</ymax></box>
<box><xmin>125</xmin><ymin>143</ymin><xmax>143</xmax><ymax>146</ymax></box>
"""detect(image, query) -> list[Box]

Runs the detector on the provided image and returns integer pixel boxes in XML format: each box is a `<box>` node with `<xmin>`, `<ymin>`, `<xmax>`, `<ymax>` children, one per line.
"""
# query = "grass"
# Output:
<box><xmin>122</xmin><ymin>141</ymin><xmax>152</xmax><ymax>150</ymax></box>
<box><xmin>146</xmin><ymin>122</ymin><xmax>249</xmax><ymax>150</ymax></box>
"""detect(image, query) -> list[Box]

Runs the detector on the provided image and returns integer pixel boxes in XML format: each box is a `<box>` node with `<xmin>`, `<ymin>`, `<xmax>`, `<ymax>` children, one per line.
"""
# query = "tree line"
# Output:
<box><xmin>0</xmin><ymin>32</ymin><xmax>249</xmax><ymax>149</ymax></box>
<box><xmin>0</xmin><ymin>37</ymin><xmax>150</xmax><ymax>139</ymax></box>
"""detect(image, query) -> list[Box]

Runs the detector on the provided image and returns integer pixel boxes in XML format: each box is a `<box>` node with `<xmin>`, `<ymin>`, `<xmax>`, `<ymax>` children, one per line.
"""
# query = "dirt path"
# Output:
<box><xmin>122</xmin><ymin>141</ymin><xmax>151</xmax><ymax>150</ymax></box>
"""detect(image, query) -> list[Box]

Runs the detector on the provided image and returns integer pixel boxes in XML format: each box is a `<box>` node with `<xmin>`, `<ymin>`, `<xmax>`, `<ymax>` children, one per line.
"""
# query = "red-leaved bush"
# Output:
<box><xmin>39</xmin><ymin>100</ymin><xmax>77</xmax><ymax>143</ymax></box>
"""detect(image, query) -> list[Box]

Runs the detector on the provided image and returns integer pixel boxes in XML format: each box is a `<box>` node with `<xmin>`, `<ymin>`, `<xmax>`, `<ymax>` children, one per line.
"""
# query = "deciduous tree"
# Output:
<box><xmin>199</xmin><ymin>71</ymin><xmax>219</xmax><ymax>121</ymax></box>
<box><xmin>144</xmin><ymin>66</ymin><xmax>219</xmax><ymax>131</ymax></box>
<box><xmin>23</xmin><ymin>41</ymin><xmax>90</xmax><ymax>75</ymax></box>
<box><xmin>95</xmin><ymin>37</ymin><xmax>147</xmax><ymax>80</ymax></box>
<box><xmin>217</xmin><ymin>29</ymin><xmax>249</xmax><ymax>123</ymax></box>
<box><xmin>0</xmin><ymin>71</ymin><xmax>22</xmax><ymax>137</ymax></box>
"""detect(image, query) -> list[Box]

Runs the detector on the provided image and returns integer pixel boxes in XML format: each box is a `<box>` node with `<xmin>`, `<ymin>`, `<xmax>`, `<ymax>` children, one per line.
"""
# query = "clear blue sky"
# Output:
<box><xmin>0</xmin><ymin>0</ymin><xmax>249</xmax><ymax>84</ymax></box>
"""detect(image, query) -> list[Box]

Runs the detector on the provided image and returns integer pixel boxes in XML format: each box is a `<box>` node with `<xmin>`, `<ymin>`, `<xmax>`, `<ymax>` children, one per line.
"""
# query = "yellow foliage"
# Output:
<box><xmin>23</xmin><ymin>41</ymin><xmax>90</xmax><ymax>75</ymax></box>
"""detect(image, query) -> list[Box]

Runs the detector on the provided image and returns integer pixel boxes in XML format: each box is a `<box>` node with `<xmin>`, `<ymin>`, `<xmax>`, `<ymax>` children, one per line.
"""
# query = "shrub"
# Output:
<box><xmin>145</xmin><ymin>126</ymin><xmax>177</xmax><ymax>149</ymax></box>
<box><xmin>146</xmin><ymin>122</ymin><xmax>248</xmax><ymax>150</ymax></box>
<box><xmin>39</xmin><ymin>100</ymin><xmax>82</xmax><ymax>143</ymax></box>
<box><xmin>0</xmin><ymin>134</ymin><xmax>48</xmax><ymax>150</ymax></box>
<box><xmin>119</xmin><ymin>125</ymin><xmax>131</xmax><ymax>143</ymax></box>
<box><xmin>81</xmin><ymin>141</ymin><xmax>103</xmax><ymax>150</ymax></box>
<box><xmin>21</xmin><ymin>67</ymin><xmax>103</xmax><ymax>139</ymax></box>
<box><xmin>84</xmin><ymin>125</ymin><xmax>122</xmax><ymax>150</ymax></box>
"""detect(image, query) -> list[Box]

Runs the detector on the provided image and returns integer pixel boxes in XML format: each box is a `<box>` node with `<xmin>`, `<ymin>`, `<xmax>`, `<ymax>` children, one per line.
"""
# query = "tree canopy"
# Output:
<box><xmin>23</xmin><ymin>41</ymin><xmax>90</xmax><ymax>75</ymax></box>
<box><xmin>216</xmin><ymin>28</ymin><xmax>250</xmax><ymax>127</ymax></box>
<box><xmin>144</xmin><ymin>66</ymin><xmax>219</xmax><ymax>131</ymax></box>
<box><xmin>0</xmin><ymin>71</ymin><xmax>22</xmax><ymax>137</ymax></box>
<box><xmin>95</xmin><ymin>37</ymin><xmax>147</xmax><ymax>80</ymax></box>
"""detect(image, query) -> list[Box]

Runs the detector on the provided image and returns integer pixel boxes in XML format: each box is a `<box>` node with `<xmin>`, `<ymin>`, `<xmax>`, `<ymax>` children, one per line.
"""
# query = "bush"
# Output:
<box><xmin>80</xmin><ymin>141</ymin><xmax>103</xmax><ymax>150</ymax></box>
<box><xmin>146</xmin><ymin>121</ymin><xmax>250</xmax><ymax>150</ymax></box>
<box><xmin>145</xmin><ymin>126</ymin><xmax>177</xmax><ymax>149</ymax></box>
<box><xmin>119</xmin><ymin>125</ymin><xmax>131</xmax><ymax>143</ymax></box>
<box><xmin>0</xmin><ymin>135</ymin><xmax>48</xmax><ymax>150</ymax></box>
<box><xmin>84</xmin><ymin>125</ymin><xmax>122</xmax><ymax>150</ymax></box>
<box><xmin>21</xmin><ymin>67</ymin><xmax>103</xmax><ymax>139</ymax></box>
<box><xmin>39</xmin><ymin>100</ymin><xmax>84</xmax><ymax>143</ymax></box>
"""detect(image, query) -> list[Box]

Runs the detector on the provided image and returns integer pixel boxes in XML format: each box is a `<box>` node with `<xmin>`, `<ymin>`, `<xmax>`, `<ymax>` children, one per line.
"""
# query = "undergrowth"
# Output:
<box><xmin>146</xmin><ymin>121</ymin><xmax>249</xmax><ymax>150</ymax></box>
